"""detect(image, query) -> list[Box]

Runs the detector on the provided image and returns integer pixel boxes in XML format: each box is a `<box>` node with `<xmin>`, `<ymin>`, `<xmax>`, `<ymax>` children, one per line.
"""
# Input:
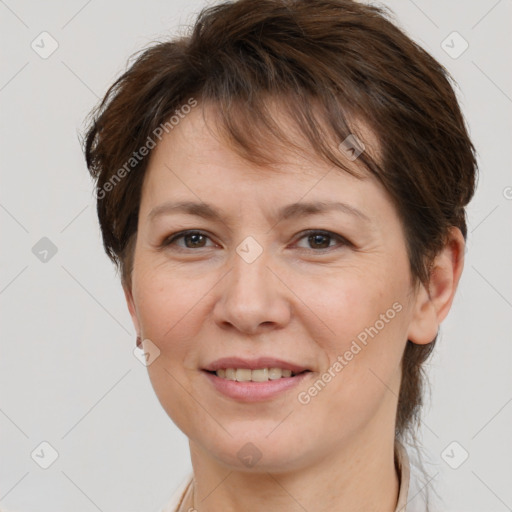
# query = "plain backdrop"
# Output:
<box><xmin>1</xmin><ymin>0</ymin><xmax>511</xmax><ymax>511</ymax></box>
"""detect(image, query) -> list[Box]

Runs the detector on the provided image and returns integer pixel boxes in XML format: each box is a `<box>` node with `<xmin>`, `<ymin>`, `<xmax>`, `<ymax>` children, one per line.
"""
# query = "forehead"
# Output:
<box><xmin>139</xmin><ymin>103</ymin><xmax>389</xmax><ymax>223</ymax></box>
<box><xmin>148</xmin><ymin>101</ymin><xmax>378</xmax><ymax>179</ymax></box>
<box><xmin>160</xmin><ymin>98</ymin><xmax>379</xmax><ymax>167</ymax></box>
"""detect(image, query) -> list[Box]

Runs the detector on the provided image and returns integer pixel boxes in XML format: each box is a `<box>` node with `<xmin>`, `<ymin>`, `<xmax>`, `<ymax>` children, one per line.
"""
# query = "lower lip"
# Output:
<box><xmin>202</xmin><ymin>371</ymin><xmax>311</xmax><ymax>402</ymax></box>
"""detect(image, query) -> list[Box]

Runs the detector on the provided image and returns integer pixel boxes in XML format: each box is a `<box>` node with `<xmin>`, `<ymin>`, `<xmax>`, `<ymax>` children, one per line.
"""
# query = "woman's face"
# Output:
<box><xmin>125</xmin><ymin>105</ymin><xmax>425</xmax><ymax>471</ymax></box>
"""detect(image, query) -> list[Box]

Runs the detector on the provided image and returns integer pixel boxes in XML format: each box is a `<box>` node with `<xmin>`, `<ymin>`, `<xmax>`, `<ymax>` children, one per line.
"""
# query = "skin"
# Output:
<box><xmin>124</xmin><ymin>104</ymin><xmax>465</xmax><ymax>511</ymax></box>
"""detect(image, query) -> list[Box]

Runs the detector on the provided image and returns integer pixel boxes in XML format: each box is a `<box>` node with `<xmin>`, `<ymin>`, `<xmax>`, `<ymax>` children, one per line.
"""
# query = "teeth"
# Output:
<box><xmin>251</xmin><ymin>368</ymin><xmax>268</xmax><ymax>382</ymax></box>
<box><xmin>236</xmin><ymin>369</ymin><xmax>252</xmax><ymax>382</ymax></box>
<box><xmin>269</xmin><ymin>368</ymin><xmax>291</xmax><ymax>379</ymax></box>
<box><xmin>215</xmin><ymin>367</ymin><xmax>297</xmax><ymax>381</ymax></box>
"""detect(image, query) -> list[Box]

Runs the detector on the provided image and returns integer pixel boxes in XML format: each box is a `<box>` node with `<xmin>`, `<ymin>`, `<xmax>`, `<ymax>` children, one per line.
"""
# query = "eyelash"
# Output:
<box><xmin>160</xmin><ymin>229</ymin><xmax>351</xmax><ymax>253</ymax></box>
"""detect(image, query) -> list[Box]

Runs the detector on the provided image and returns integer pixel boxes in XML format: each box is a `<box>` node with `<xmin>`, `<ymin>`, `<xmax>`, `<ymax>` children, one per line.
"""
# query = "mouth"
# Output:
<box><xmin>204</xmin><ymin>368</ymin><xmax>311</xmax><ymax>381</ymax></box>
<box><xmin>201</xmin><ymin>357</ymin><xmax>313</xmax><ymax>401</ymax></box>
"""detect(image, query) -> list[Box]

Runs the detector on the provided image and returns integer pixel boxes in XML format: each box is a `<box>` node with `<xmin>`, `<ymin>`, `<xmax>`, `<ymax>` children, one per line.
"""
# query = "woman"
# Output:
<box><xmin>83</xmin><ymin>0</ymin><xmax>477</xmax><ymax>510</ymax></box>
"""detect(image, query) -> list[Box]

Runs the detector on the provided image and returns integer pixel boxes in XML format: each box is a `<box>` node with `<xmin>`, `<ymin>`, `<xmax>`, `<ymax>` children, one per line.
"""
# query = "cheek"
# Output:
<box><xmin>132</xmin><ymin>266</ymin><xmax>213</xmax><ymax>432</ymax></box>
<box><xmin>292</xmin><ymin>263</ymin><xmax>409</xmax><ymax>352</ymax></box>
<box><xmin>290</xmin><ymin>266</ymin><xmax>409</xmax><ymax>416</ymax></box>
<box><xmin>133</xmin><ymin>263</ymin><xmax>211</xmax><ymax>345</ymax></box>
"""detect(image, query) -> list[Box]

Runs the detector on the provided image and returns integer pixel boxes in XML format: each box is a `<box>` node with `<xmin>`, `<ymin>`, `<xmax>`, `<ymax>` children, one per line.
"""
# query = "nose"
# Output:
<box><xmin>212</xmin><ymin>247</ymin><xmax>292</xmax><ymax>335</ymax></box>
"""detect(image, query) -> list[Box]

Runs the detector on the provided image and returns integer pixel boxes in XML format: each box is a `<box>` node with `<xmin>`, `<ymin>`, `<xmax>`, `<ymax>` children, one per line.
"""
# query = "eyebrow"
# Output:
<box><xmin>148</xmin><ymin>200</ymin><xmax>370</xmax><ymax>223</ymax></box>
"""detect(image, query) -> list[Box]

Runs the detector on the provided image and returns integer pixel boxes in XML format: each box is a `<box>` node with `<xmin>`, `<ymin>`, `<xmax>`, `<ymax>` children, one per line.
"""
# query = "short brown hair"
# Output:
<box><xmin>83</xmin><ymin>0</ymin><xmax>477</xmax><ymax>440</ymax></box>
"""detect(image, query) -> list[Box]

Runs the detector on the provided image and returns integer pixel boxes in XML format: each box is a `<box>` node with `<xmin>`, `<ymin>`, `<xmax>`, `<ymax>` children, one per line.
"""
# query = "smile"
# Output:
<box><xmin>202</xmin><ymin>369</ymin><xmax>312</xmax><ymax>402</ymax></box>
<box><xmin>212</xmin><ymin>368</ymin><xmax>308</xmax><ymax>381</ymax></box>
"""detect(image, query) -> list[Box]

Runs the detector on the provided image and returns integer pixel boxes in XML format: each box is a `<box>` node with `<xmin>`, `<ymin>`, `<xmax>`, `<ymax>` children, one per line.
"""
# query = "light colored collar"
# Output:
<box><xmin>395</xmin><ymin>440</ymin><xmax>411</xmax><ymax>511</ymax></box>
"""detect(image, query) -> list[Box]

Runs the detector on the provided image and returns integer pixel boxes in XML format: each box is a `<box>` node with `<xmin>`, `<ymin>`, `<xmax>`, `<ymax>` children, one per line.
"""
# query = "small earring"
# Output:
<box><xmin>136</xmin><ymin>335</ymin><xmax>142</xmax><ymax>348</ymax></box>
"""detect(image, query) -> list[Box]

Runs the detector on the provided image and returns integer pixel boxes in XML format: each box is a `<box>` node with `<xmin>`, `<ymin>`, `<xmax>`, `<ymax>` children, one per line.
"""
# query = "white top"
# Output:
<box><xmin>161</xmin><ymin>442</ymin><xmax>432</xmax><ymax>511</ymax></box>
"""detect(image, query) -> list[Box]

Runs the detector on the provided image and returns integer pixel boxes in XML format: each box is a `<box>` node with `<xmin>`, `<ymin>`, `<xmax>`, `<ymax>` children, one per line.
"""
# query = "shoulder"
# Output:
<box><xmin>396</xmin><ymin>441</ymin><xmax>441</xmax><ymax>512</ymax></box>
<box><xmin>161</xmin><ymin>473</ymin><xmax>193</xmax><ymax>512</ymax></box>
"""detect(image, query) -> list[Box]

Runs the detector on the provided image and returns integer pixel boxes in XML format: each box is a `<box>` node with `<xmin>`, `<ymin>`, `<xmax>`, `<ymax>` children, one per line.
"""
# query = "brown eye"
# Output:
<box><xmin>182</xmin><ymin>232</ymin><xmax>207</xmax><ymax>248</ymax></box>
<box><xmin>295</xmin><ymin>230</ymin><xmax>349</xmax><ymax>251</ymax></box>
<box><xmin>308</xmin><ymin>233</ymin><xmax>332</xmax><ymax>249</ymax></box>
<box><xmin>162</xmin><ymin>230</ymin><xmax>214</xmax><ymax>250</ymax></box>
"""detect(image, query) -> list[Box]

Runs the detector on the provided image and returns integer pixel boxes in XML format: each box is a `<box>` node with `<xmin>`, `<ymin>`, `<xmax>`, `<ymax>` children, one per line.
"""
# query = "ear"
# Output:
<box><xmin>407</xmin><ymin>227</ymin><xmax>465</xmax><ymax>345</ymax></box>
<box><xmin>123</xmin><ymin>283</ymin><xmax>141</xmax><ymax>336</ymax></box>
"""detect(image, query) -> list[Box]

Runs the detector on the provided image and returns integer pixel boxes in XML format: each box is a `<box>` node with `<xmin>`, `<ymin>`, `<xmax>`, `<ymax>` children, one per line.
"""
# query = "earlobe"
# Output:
<box><xmin>123</xmin><ymin>284</ymin><xmax>141</xmax><ymax>335</ymax></box>
<box><xmin>407</xmin><ymin>227</ymin><xmax>465</xmax><ymax>345</ymax></box>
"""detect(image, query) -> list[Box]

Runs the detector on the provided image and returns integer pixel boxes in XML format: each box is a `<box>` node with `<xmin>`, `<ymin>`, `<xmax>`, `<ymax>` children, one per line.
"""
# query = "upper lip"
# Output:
<box><xmin>203</xmin><ymin>357</ymin><xmax>310</xmax><ymax>373</ymax></box>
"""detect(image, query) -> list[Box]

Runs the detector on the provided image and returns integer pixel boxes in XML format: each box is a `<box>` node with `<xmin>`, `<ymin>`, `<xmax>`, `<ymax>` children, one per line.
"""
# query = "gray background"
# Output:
<box><xmin>1</xmin><ymin>0</ymin><xmax>511</xmax><ymax>511</ymax></box>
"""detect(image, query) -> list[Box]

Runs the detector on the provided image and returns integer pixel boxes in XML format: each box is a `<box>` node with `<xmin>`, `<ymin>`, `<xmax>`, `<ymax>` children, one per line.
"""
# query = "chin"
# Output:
<box><xmin>192</xmin><ymin>426</ymin><xmax>316</xmax><ymax>473</ymax></box>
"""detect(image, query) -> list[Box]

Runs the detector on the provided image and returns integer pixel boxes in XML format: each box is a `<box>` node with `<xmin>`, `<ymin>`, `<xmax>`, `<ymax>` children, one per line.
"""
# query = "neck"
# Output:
<box><xmin>182</xmin><ymin>422</ymin><xmax>400</xmax><ymax>512</ymax></box>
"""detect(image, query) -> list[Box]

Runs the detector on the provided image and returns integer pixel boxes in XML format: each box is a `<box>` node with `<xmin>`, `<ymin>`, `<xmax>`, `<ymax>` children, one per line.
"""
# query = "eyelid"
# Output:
<box><xmin>161</xmin><ymin>230</ymin><xmax>218</xmax><ymax>248</ymax></box>
<box><xmin>161</xmin><ymin>229</ymin><xmax>351</xmax><ymax>252</ymax></box>
<box><xmin>292</xmin><ymin>229</ymin><xmax>352</xmax><ymax>250</ymax></box>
